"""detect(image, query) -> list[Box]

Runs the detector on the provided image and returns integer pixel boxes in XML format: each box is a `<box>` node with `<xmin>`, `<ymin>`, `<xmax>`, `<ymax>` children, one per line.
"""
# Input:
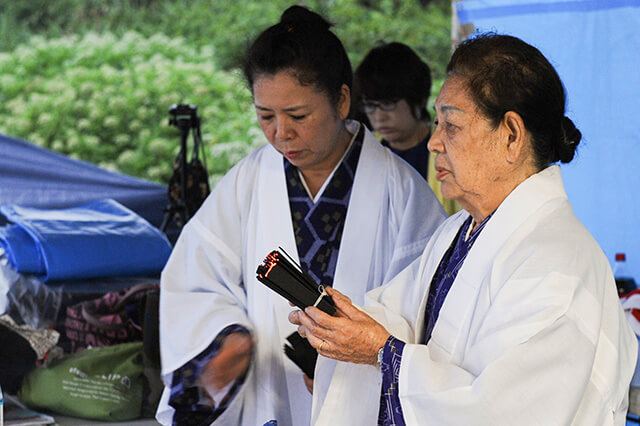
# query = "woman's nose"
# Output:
<box><xmin>275</xmin><ymin>118</ymin><xmax>293</xmax><ymax>140</ymax></box>
<box><xmin>427</xmin><ymin>127</ymin><xmax>443</xmax><ymax>153</ymax></box>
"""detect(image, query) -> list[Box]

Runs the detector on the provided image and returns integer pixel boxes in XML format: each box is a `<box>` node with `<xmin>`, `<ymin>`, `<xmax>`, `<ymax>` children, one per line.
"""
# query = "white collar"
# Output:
<box><xmin>297</xmin><ymin>122</ymin><xmax>361</xmax><ymax>203</ymax></box>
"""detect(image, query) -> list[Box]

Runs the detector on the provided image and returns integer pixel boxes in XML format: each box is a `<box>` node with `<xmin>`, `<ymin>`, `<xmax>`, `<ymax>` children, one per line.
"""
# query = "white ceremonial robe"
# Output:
<box><xmin>156</xmin><ymin>122</ymin><xmax>446</xmax><ymax>426</ymax></box>
<box><xmin>313</xmin><ymin>165</ymin><xmax>637</xmax><ymax>426</ymax></box>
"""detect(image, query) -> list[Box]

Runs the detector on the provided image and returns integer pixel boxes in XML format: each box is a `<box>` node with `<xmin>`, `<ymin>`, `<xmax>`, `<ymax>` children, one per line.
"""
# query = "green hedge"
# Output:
<box><xmin>0</xmin><ymin>32</ymin><xmax>263</xmax><ymax>184</ymax></box>
<box><xmin>0</xmin><ymin>0</ymin><xmax>451</xmax><ymax>80</ymax></box>
<box><xmin>0</xmin><ymin>1</ymin><xmax>450</xmax><ymax>184</ymax></box>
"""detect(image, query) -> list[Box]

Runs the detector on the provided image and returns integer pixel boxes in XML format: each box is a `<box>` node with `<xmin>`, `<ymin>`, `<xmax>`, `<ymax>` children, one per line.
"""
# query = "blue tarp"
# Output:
<box><xmin>455</xmin><ymin>0</ymin><xmax>640</xmax><ymax>279</ymax></box>
<box><xmin>0</xmin><ymin>133</ymin><xmax>169</xmax><ymax>228</ymax></box>
<box><xmin>0</xmin><ymin>199</ymin><xmax>171</xmax><ymax>282</ymax></box>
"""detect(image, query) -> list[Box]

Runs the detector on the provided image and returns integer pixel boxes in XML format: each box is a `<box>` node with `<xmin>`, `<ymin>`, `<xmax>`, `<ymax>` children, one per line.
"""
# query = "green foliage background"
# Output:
<box><xmin>0</xmin><ymin>0</ymin><xmax>451</xmax><ymax>184</ymax></box>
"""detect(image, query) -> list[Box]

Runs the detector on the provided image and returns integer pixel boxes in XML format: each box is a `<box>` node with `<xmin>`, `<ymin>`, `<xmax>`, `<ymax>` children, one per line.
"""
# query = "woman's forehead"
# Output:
<box><xmin>254</xmin><ymin>72</ymin><xmax>322</xmax><ymax>102</ymax></box>
<box><xmin>253</xmin><ymin>70</ymin><xmax>301</xmax><ymax>90</ymax></box>
<box><xmin>435</xmin><ymin>77</ymin><xmax>474</xmax><ymax>114</ymax></box>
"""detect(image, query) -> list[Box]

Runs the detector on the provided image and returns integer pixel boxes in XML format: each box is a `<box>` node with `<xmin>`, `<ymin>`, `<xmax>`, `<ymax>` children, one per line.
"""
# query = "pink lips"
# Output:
<box><xmin>284</xmin><ymin>151</ymin><xmax>302</xmax><ymax>160</ymax></box>
<box><xmin>435</xmin><ymin>166</ymin><xmax>450</xmax><ymax>181</ymax></box>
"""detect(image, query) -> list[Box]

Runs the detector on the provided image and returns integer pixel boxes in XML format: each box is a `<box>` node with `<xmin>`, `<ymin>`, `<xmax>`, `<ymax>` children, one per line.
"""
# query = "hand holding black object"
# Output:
<box><xmin>255</xmin><ymin>249</ymin><xmax>336</xmax><ymax>315</ymax></box>
<box><xmin>289</xmin><ymin>287</ymin><xmax>391</xmax><ymax>365</ymax></box>
<box><xmin>255</xmin><ymin>248</ymin><xmax>336</xmax><ymax>379</ymax></box>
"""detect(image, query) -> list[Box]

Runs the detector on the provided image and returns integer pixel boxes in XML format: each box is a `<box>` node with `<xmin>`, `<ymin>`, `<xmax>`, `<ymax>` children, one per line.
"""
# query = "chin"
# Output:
<box><xmin>440</xmin><ymin>183</ymin><xmax>460</xmax><ymax>202</ymax></box>
<box><xmin>378</xmin><ymin>131</ymin><xmax>397</xmax><ymax>140</ymax></box>
<box><xmin>288</xmin><ymin>158</ymin><xmax>311</xmax><ymax>171</ymax></box>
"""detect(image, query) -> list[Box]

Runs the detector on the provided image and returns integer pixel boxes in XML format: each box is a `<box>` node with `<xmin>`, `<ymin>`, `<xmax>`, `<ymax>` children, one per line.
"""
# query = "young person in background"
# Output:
<box><xmin>354</xmin><ymin>42</ymin><xmax>459</xmax><ymax>215</ymax></box>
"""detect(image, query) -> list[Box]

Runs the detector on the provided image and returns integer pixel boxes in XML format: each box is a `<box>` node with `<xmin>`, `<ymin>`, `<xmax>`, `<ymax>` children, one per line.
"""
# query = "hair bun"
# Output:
<box><xmin>558</xmin><ymin>116</ymin><xmax>581</xmax><ymax>163</ymax></box>
<box><xmin>280</xmin><ymin>5</ymin><xmax>332</xmax><ymax>31</ymax></box>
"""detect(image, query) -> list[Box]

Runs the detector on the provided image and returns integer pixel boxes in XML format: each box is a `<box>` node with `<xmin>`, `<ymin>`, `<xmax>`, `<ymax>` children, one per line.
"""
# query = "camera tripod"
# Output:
<box><xmin>160</xmin><ymin>104</ymin><xmax>209</xmax><ymax>234</ymax></box>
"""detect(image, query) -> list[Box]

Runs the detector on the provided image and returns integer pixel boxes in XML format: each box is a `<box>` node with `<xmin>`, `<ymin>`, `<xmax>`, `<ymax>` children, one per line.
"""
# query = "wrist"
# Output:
<box><xmin>374</xmin><ymin>334</ymin><xmax>392</xmax><ymax>367</ymax></box>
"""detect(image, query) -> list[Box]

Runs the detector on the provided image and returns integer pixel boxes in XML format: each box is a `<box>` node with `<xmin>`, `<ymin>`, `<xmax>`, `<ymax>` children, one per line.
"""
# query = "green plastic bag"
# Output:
<box><xmin>18</xmin><ymin>342</ymin><xmax>144</xmax><ymax>421</ymax></box>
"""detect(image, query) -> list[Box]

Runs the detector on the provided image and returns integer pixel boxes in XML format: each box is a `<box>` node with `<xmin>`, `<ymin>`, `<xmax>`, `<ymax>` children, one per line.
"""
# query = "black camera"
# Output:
<box><xmin>168</xmin><ymin>104</ymin><xmax>200</xmax><ymax>130</ymax></box>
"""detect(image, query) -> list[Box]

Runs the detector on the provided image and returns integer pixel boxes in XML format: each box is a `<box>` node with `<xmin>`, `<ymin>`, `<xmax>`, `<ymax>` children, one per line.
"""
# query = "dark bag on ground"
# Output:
<box><xmin>0</xmin><ymin>322</ymin><xmax>37</xmax><ymax>393</ymax></box>
<box><xmin>63</xmin><ymin>283</ymin><xmax>159</xmax><ymax>353</ymax></box>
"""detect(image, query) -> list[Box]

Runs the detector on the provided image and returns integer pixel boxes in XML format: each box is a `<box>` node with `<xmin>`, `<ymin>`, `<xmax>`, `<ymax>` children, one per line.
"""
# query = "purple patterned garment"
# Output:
<box><xmin>284</xmin><ymin>125</ymin><xmax>363</xmax><ymax>287</ymax></box>
<box><xmin>378</xmin><ymin>214</ymin><xmax>492</xmax><ymax>425</ymax></box>
<box><xmin>378</xmin><ymin>336</ymin><xmax>406</xmax><ymax>426</ymax></box>
<box><xmin>169</xmin><ymin>324</ymin><xmax>249</xmax><ymax>425</ymax></box>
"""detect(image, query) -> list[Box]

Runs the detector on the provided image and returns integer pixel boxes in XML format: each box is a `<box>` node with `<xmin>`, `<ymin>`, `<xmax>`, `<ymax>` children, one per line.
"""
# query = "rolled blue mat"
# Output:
<box><xmin>0</xmin><ymin>225</ymin><xmax>43</xmax><ymax>273</ymax></box>
<box><xmin>0</xmin><ymin>199</ymin><xmax>171</xmax><ymax>281</ymax></box>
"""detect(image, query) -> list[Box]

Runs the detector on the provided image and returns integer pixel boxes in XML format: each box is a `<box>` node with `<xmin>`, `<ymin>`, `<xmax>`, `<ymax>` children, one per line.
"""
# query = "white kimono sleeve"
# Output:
<box><xmin>396</xmin><ymin>269</ymin><xmax>633</xmax><ymax>425</ymax></box>
<box><xmin>156</xmin><ymin>160</ymin><xmax>255</xmax><ymax>425</ymax></box>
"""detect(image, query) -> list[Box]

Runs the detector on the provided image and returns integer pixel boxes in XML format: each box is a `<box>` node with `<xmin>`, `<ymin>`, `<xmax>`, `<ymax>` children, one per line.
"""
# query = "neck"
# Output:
<box><xmin>300</xmin><ymin>126</ymin><xmax>353</xmax><ymax>198</ymax></box>
<box><xmin>460</xmin><ymin>166</ymin><xmax>538</xmax><ymax>225</ymax></box>
<box><xmin>459</xmin><ymin>198</ymin><xmax>498</xmax><ymax>226</ymax></box>
<box><xmin>387</xmin><ymin>121</ymin><xmax>430</xmax><ymax>151</ymax></box>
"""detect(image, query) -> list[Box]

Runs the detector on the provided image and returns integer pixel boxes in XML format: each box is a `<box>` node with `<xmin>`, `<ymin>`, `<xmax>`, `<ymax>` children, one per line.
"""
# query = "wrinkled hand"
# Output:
<box><xmin>288</xmin><ymin>287</ymin><xmax>390</xmax><ymax>365</ymax></box>
<box><xmin>200</xmin><ymin>332</ymin><xmax>253</xmax><ymax>401</ymax></box>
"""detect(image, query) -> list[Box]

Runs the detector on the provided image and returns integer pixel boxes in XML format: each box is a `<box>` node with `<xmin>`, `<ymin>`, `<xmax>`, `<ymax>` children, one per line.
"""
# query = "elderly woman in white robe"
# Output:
<box><xmin>291</xmin><ymin>33</ymin><xmax>637</xmax><ymax>425</ymax></box>
<box><xmin>155</xmin><ymin>6</ymin><xmax>446</xmax><ymax>426</ymax></box>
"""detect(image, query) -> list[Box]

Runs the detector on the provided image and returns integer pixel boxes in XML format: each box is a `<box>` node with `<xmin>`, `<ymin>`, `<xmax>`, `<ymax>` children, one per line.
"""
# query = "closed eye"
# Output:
<box><xmin>434</xmin><ymin>119</ymin><xmax>459</xmax><ymax>134</ymax></box>
<box><xmin>290</xmin><ymin>114</ymin><xmax>307</xmax><ymax>121</ymax></box>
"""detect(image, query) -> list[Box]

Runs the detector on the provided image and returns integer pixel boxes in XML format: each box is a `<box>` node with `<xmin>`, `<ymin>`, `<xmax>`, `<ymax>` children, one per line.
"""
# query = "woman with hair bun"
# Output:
<box><xmin>156</xmin><ymin>5</ymin><xmax>445</xmax><ymax>425</ymax></box>
<box><xmin>291</xmin><ymin>33</ymin><xmax>636</xmax><ymax>425</ymax></box>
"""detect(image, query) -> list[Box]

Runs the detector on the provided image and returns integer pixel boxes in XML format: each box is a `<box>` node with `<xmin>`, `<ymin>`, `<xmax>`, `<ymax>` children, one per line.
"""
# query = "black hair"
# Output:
<box><xmin>242</xmin><ymin>5</ymin><xmax>352</xmax><ymax>106</ymax></box>
<box><xmin>447</xmin><ymin>33</ymin><xmax>581</xmax><ymax>169</ymax></box>
<box><xmin>354</xmin><ymin>42</ymin><xmax>432</xmax><ymax>121</ymax></box>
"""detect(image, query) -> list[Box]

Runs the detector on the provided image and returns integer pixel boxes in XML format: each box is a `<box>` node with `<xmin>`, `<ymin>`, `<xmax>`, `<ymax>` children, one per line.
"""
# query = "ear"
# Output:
<box><xmin>501</xmin><ymin>111</ymin><xmax>528</xmax><ymax>164</ymax></box>
<box><xmin>337</xmin><ymin>84</ymin><xmax>351</xmax><ymax>120</ymax></box>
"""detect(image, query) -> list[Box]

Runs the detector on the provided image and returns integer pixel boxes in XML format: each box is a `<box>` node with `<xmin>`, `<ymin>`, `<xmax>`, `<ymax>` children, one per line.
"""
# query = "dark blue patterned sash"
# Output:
<box><xmin>423</xmin><ymin>213</ymin><xmax>493</xmax><ymax>343</ymax></box>
<box><xmin>284</xmin><ymin>125</ymin><xmax>364</xmax><ymax>287</ymax></box>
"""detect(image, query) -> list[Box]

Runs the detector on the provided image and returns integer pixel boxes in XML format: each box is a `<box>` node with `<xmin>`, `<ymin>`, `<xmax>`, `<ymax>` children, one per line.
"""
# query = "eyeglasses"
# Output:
<box><xmin>360</xmin><ymin>99</ymin><xmax>400</xmax><ymax>114</ymax></box>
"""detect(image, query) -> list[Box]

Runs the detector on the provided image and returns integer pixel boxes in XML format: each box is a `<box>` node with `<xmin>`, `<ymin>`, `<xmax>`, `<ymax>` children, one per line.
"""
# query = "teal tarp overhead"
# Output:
<box><xmin>455</xmin><ymin>0</ymin><xmax>640</xmax><ymax>279</ymax></box>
